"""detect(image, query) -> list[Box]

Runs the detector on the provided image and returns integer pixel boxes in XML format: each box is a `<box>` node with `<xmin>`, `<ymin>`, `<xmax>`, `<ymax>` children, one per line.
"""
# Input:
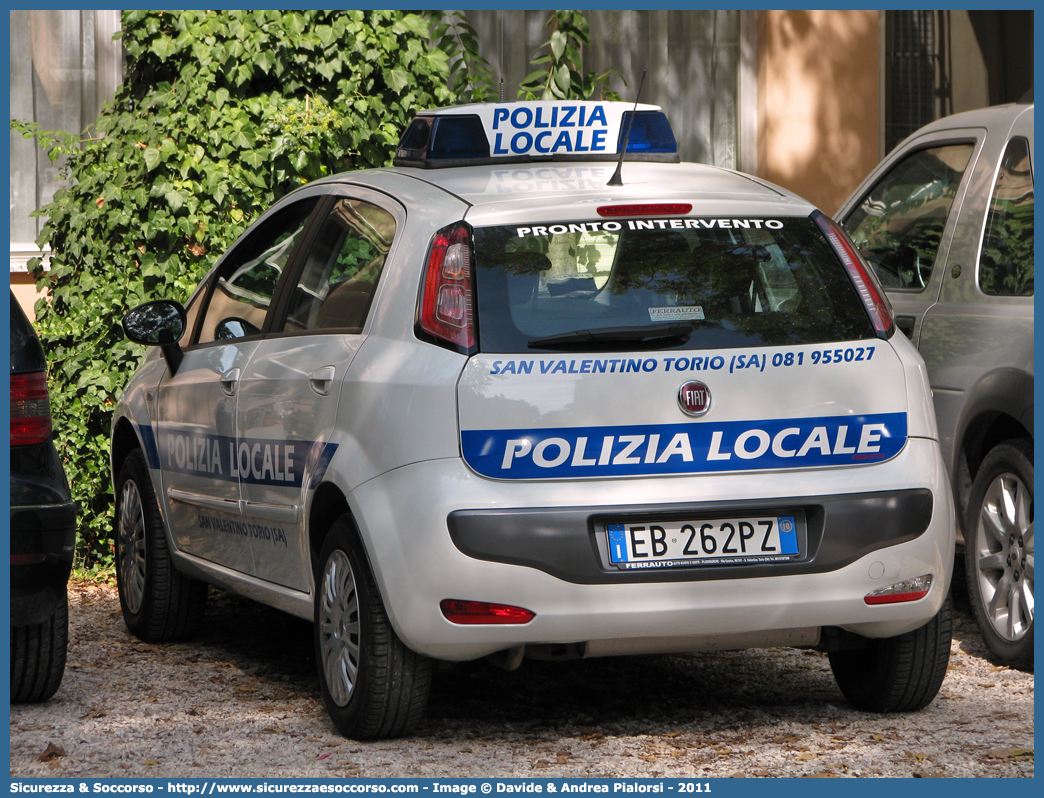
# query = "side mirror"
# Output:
<box><xmin>215</xmin><ymin>317</ymin><xmax>261</xmax><ymax>340</ymax></box>
<box><xmin>123</xmin><ymin>300</ymin><xmax>187</xmax><ymax>375</ymax></box>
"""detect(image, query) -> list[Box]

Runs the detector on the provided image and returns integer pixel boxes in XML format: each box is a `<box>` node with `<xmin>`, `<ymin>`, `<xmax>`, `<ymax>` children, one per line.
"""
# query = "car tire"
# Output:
<box><xmin>114</xmin><ymin>448</ymin><xmax>207</xmax><ymax>642</ymax></box>
<box><xmin>828</xmin><ymin>593</ymin><xmax>952</xmax><ymax>712</ymax></box>
<box><xmin>10</xmin><ymin>596</ymin><xmax>68</xmax><ymax>703</ymax></box>
<box><xmin>963</xmin><ymin>439</ymin><xmax>1033</xmax><ymax>670</ymax></box>
<box><xmin>314</xmin><ymin>516</ymin><xmax>432</xmax><ymax>739</ymax></box>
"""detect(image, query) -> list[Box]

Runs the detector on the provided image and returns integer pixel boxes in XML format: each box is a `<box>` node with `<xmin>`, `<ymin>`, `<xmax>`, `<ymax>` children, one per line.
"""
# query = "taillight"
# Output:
<box><xmin>10</xmin><ymin>370</ymin><xmax>52</xmax><ymax>446</ymax></box>
<box><xmin>440</xmin><ymin>599</ymin><xmax>536</xmax><ymax>625</ymax></box>
<box><xmin>864</xmin><ymin>574</ymin><xmax>934</xmax><ymax>605</ymax></box>
<box><xmin>417</xmin><ymin>222</ymin><xmax>476</xmax><ymax>352</ymax></box>
<box><xmin>813</xmin><ymin>210</ymin><xmax>895</xmax><ymax>339</ymax></box>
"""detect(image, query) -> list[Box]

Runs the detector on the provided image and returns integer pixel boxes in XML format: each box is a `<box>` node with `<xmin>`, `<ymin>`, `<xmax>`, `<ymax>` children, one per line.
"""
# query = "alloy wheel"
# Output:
<box><xmin>118</xmin><ymin>479</ymin><xmax>148</xmax><ymax>615</ymax></box>
<box><xmin>319</xmin><ymin>550</ymin><xmax>361</xmax><ymax>707</ymax></box>
<box><xmin>973</xmin><ymin>470</ymin><xmax>1034</xmax><ymax>641</ymax></box>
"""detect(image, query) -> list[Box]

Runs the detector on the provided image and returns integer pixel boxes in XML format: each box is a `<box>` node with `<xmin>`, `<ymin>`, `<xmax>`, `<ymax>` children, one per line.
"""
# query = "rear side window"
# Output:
<box><xmin>282</xmin><ymin>199</ymin><xmax>397</xmax><ymax>333</ymax></box>
<box><xmin>472</xmin><ymin>217</ymin><xmax>874</xmax><ymax>353</ymax></box>
<box><xmin>978</xmin><ymin>137</ymin><xmax>1033</xmax><ymax>297</ymax></box>
<box><xmin>843</xmin><ymin>143</ymin><xmax>974</xmax><ymax>291</ymax></box>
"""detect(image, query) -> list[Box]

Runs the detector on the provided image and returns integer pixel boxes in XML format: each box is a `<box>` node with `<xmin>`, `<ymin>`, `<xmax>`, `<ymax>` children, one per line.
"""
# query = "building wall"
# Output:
<box><xmin>756</xmin><ymin>10</ymin><xmax>881</xmax><ymax>216</ymax></box>
<box><xmin>10</xmin><ymin>9</ymin><xmax>123</xmax><ymax>320</ymax></box>
<box><xmin>949</xmin><ymin>12</ymin><xmax>991</xmax><ymax>114</ymax></box>
<box><xmin>467</xmin><ymin>10</ymin><xmax>745</xmax><ymax>169</ymax></box>
<box><xmin>10</xmin><ymin>275</ymin><xmax>41</xmax><ymax>322</ymax></box>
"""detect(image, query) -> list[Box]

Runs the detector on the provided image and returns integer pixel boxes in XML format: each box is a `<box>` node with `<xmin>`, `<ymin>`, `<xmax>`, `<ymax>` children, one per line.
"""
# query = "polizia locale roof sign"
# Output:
<box><xmin>394</xmin><ymin>101</ymin><xmax>679</xmax><ymax>168</ymax></box>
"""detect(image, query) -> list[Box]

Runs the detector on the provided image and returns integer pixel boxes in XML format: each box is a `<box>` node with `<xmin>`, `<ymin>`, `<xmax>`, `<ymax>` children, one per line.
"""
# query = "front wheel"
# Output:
<box><xmin>829</xmin><ymin>593</ymin><xmax>952</xmax><ymax>712</ymax></box>
<box><xmin>114</xmin><ymin>449</ymin><xmax>207</xmax><ymax>641</ymax></box>
<box><xmin>314</xmin><ymin>516</ymin><xmax>431</xmax><ymax>739</ymax></box>
<box><xmin>964</xmin><ymin>439</ymin><xmax>1033</xmax><ymax>669</ymax></box>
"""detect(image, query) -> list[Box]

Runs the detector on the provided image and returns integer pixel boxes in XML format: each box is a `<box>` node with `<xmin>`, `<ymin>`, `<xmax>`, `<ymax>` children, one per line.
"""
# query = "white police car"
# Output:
<box><xmin>112</xmin><ymin>101</ymin><xmax>955</xmax><ymax>739</ymax></box>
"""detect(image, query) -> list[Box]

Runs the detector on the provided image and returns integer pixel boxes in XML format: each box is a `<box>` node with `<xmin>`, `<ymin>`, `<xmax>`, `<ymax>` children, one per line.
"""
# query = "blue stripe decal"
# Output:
<box><xmin>137</xmin><ymin>422</ymin><xmax>162</xmax><ymax>470</ymax></box>
<box><xmin>138</xmin><ymin>423</ymin><xmax>337</xmax><ymax>488</ymax></box>
<box><xmin>461</xmin><ymin>413</ymin><xmax>907</xmax><ymax>480</ymax></box>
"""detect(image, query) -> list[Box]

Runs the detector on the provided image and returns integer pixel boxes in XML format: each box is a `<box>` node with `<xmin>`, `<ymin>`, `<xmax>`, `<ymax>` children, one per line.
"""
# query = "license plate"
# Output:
<box><xmin>606</xmin><ymin>515</ymin><xmax>800</xmax><ymax>569</ymax></box>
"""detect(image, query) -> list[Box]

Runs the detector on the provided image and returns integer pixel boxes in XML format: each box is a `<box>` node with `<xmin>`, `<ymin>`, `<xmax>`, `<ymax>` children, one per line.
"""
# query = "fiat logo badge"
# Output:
<box><xmin>678</xmin><ymin>381</ymin><xmax>711</xmax><ymax>417</ymax></box>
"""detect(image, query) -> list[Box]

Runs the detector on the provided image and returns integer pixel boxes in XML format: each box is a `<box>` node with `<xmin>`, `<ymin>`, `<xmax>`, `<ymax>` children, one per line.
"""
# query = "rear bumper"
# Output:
<box><xmin>448</xmin><ymin>488</ymin><xmax>932</xmax><ymax>584</ymax></box>
<box><xmin>10</xmin><ymin>500</ymin><xmax>77</xmax><ymax>626</ymax></box>
<box><xmin>345</xmin><ymin>436</ymin><xmax>954</xmax><ymax>661</ymax></box>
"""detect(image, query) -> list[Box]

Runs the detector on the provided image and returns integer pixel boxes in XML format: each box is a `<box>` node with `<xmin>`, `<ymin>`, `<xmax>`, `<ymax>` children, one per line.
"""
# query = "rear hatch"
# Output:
<box><xmin>456</xmin><ymin>209</ymin><xmax>907</xmax><ymax>480</ymax></box>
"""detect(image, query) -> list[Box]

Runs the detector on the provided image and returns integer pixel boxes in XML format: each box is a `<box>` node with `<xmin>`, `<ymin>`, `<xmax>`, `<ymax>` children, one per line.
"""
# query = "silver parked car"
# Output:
<box><xmin>838</xmin><ymin>98</ymin><xmax>1033</xmax><ymax>669</ymax></box>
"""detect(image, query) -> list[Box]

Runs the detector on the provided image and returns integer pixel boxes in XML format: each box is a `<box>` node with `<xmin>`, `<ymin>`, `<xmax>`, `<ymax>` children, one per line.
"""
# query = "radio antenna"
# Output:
<box><xmin>607</xmin><ymin>69</ymin><xmax>646</xmax><ymax>187</ymax></box>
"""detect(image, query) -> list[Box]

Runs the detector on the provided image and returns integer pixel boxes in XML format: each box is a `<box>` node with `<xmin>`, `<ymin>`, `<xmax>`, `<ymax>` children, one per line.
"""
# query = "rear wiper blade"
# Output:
<box><xmin>528</xmin><ymin>322</ymin><xmax>694</xmax><ymax>349</ymax></box>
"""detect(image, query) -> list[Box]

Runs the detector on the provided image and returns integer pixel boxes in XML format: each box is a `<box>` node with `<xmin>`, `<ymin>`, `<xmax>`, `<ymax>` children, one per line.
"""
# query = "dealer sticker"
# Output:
<box><xmin>649</xmin><ymin>306</ymin><xmax>705</xmax><ymax>322</ymax></box>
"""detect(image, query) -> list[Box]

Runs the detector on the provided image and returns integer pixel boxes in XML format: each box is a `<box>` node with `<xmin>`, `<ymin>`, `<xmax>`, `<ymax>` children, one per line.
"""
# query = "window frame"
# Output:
<box><xmin>183</xmin><ymin>191</ymin><xmax>331</xmax><ymax>349</ymax></box>
<box><xmin>841</xmin><ymin>135</ymin><xmax>982</xmax><ymax>295</ymax></box>
<box><xmin>261</xmin><ymin>184</ymin><xmax>408</xmax><ymax>340</ymax></box>
<box><xmin>975</xmin><ymin>134</ymin><xmax>1034</xmax><ymax>298</ymax></box>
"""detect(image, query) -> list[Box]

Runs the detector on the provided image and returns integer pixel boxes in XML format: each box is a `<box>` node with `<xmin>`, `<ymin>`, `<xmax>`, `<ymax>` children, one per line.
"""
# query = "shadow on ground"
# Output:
<box><xmin>176</xmin><ymin>573</ymin><xmax>1015</xmax><ymax>740</ymax></box>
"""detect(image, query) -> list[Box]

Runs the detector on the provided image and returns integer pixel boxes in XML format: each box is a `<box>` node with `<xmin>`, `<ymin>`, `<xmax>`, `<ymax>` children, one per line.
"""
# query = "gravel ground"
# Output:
<box><xmin>9</xmin><ymin>579</ymin><xmax>1033</xmax><ymax>779</ymax></box>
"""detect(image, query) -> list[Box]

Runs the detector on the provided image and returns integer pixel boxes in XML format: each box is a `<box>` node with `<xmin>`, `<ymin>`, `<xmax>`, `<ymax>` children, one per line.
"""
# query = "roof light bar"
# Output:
<box><xmin>394</xmin><ymin>101</ymin><xmax>679</xmax><ymax>168</ymax></box>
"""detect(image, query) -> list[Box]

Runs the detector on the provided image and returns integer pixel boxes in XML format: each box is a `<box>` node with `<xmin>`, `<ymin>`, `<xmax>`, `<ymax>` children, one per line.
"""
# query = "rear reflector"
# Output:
<box><xmin>864</xmin><ymin>574</ymin><xmax>933</xmax><ymax>605</ymax></box>
<box><xmin>597</xmin><ymin>203</ymin><xmax>692</xmax><ymax>217</ymax></box>
<box><xmin>440</xmin><ymin>599</ymin><xmax>536</xmax><ymax>625</ymax></box>
<box><xmin>813</xmin><ymin>211</ymin><xmax>895</xmax><ymax>339</ymax></box>
<box><xmin>10</xmin><ymin>370</ymin><xmax>52</xmax><ymax>446</ymax></box>
<box><xmin>418</xmin><ymin>223</ymin><xmax>476</xmax><ymax>352</ymax></box>
<box><xmin>10</xmin><ymin>553</ymin><xmax>47</xmax><ymax>565</ymax></box>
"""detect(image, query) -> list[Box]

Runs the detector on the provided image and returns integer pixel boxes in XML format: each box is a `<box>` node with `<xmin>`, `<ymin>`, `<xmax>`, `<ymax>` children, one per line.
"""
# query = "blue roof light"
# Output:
<box><xmin>429</xmin><ymin>116</ymin><xmax>490</xmax><ymax>159</ymax></box>
<box><xmin>619</xmin><ymin>111</ymin><xmax>677</xmax><ymax>154</ymax></box>
<box><xmin>397</xmin><ymin>117</ymin><xmax>432</xmax><ymax>152</ymax></box>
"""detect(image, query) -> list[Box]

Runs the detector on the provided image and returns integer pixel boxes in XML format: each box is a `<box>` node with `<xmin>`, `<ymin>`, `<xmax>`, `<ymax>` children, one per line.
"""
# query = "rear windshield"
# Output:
<box><xmin>473</xmin><ymin>217</ymin><xmax>874</xmax><ymax>352</ymax></box>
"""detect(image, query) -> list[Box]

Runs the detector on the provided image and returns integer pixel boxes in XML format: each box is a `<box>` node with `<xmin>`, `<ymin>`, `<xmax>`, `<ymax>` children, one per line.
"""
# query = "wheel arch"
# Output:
<box><xmin>953</xmin><ymin>368</ymin><xmax>1033</xmax><ymax>534</ymax></box>
<box><xmin>111</xmin><ymin>416</ymin><xmax>146</xmax><ymax>483</ymax></box>
<box><xmin>308</xmin><ymin>481</ymin><xmax>353</xmax><ymax>578</ymax></box>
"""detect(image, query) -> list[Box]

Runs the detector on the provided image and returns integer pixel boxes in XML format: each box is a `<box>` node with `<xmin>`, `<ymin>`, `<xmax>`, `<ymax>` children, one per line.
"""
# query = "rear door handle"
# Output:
<box><xmin>220</xmin><ymin>368</ymin><xmax>241</xmax><ymax>396</ymax></box>
<box><xmin>310</xmin><ymin>366</ymin><xmax>336</xmax><ymax>396</ymax></box>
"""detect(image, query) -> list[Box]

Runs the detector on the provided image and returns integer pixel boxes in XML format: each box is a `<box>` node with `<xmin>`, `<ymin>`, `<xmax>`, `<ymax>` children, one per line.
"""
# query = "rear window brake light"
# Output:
<box><xmin>597</xmin><ymin>203</ymin><xmax>692</xmax><ymax>217</ymax></box>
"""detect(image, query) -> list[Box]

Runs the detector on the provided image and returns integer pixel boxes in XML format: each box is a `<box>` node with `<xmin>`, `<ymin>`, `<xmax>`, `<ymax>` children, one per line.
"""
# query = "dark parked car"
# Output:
<box><xmin>837</xmin><ymin>99</ymin><xmax>1033</xmax><ymax>669</ymax></box>
<box><xmin>10</xmin><ymin>291</ymin><xmax>77</xmax><ymax>702</ymax></box>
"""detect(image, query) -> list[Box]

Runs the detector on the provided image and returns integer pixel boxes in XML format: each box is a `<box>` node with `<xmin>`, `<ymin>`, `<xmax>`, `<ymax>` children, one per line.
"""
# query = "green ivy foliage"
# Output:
<box><xmin>426</xmin><ymin>12</ymin><xmax>497</xmax><ymax>103</ymax></box>
<box><xmin>518</xmin><ymin>11</ymin><xmax>619</xmax><ymax>101</ymax></box>
<box><xmin>19</xmin><ymin>10</ymin><xmax>452</xmax><ymax>568</ymax></box>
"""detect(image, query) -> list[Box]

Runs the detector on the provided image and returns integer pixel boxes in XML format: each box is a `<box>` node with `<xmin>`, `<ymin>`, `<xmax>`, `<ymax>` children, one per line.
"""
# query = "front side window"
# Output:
<box><xmin>196</xmin><ymin>198</ymin><xmax>318</xmax><ymax>344</ymax></box>
<box><xmin>979</xmin><ymin>137</ymin><xmax>1033</xmax><ymax>297</ymax></box>
<box><xmin>281</xmin><ymin>199</ymin><xmax>396</xmax><ymax>333</ymax></box>
<box><xmin>843</xmin><ymin>143</ymin><xmax>974</xmax><ymax>291</ymax></box>
<box><xmin>473</xmin><ymin>217</ymin><xmax>874</xmax><ymax>353</ymax></box>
